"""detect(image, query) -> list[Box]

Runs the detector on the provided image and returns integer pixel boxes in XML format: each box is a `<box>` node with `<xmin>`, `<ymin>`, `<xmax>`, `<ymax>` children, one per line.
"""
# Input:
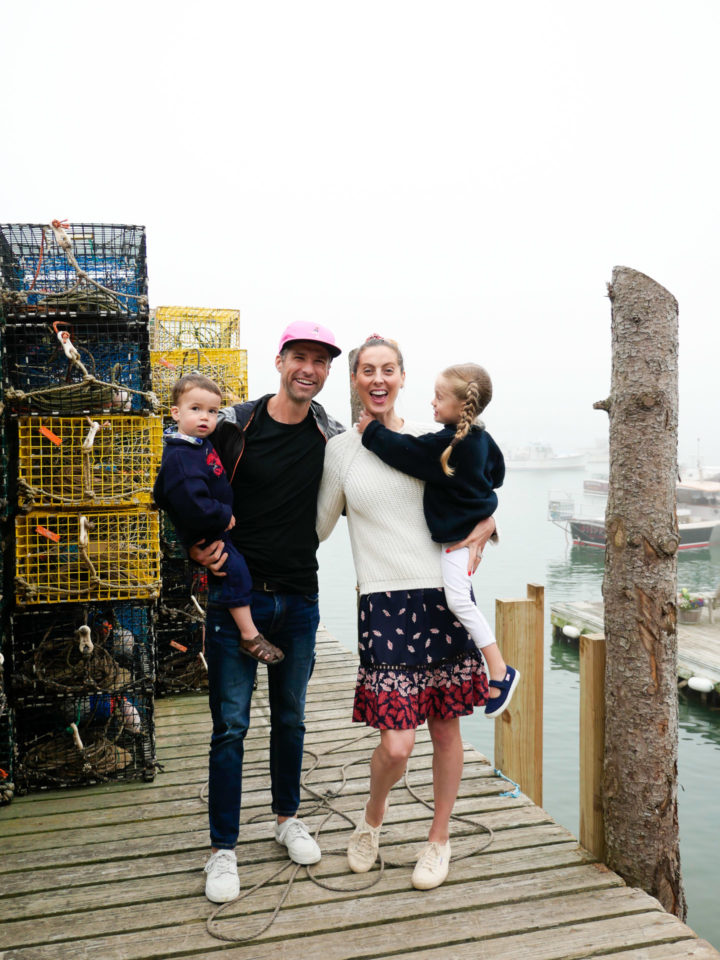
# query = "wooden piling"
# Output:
<box><xmin>493</xmin><ymin>584</ymin><xmax>544</xmax><ymax>806</ymax></box>
<box><xmin>579</xmin><ymin>631</ymin><xmax>606</xmax><ymax>861</ymax></box>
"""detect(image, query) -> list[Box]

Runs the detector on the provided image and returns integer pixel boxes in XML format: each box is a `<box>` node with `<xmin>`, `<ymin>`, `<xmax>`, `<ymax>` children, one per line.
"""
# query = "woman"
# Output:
<box><xmin>316</xmin><ymin>335</ymin><xmax>496</xmax><ymax>890</ymax></box>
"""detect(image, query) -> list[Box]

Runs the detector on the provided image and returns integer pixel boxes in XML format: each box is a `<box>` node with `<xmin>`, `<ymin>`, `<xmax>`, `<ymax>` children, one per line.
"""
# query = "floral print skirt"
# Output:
<box><xmin>352</xmin><ymin>588</ymin><xmax>488</xmax><ymax>730</ymax></box>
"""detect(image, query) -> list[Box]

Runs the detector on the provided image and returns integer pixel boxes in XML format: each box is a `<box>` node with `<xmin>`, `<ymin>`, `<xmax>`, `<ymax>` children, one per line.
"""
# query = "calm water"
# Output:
<box><xmin>317</xmin><ymin>467</ymin><xmax>720</xmax><ymax>947</ymax></box>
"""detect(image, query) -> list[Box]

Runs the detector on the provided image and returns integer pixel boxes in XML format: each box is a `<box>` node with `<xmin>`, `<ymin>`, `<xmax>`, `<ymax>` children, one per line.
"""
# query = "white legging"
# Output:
<box><xmin>441</xmin><ymin>545</ymin><xmax>496</xmax><ymax>650</ymax></box>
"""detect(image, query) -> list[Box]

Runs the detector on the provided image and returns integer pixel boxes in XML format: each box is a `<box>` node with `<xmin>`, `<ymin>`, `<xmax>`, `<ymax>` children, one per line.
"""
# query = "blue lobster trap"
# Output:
<box><xmin>0</xmin><ymin>223</ymin><xmax>148</xmax><ymax>320</ymax></box>
<box><xmin>3</xmin><ymin>318</ymin><xmax>153</xmax><ymax>416</ymax></box>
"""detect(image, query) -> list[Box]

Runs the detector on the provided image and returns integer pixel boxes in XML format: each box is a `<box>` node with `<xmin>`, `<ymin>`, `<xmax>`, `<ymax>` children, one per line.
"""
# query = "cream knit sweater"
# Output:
<box><xmin>316</xmin><ymin>421</ymin><xmax>445</xmax><ymax>596</ymax></box>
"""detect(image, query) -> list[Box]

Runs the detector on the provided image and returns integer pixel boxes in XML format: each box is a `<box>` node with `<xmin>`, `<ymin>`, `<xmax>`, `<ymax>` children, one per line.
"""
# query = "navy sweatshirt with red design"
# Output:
<box><xmin>153</xmin><ymin>432</ymin><xmax>234</xmax><ymax>547</ymax></box>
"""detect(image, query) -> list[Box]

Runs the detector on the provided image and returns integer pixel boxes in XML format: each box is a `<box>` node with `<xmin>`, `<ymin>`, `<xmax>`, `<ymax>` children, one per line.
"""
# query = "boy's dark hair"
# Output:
<box><xmin>171</xmin><ymin>373</ymin><xmax>223</xmax><ymax>406</ymax></box>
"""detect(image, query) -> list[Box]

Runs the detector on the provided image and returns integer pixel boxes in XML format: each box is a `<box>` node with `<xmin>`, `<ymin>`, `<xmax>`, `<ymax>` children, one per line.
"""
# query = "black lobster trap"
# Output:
<box><xmin>13</xmin><ymin>687</ymin><xmax>156</xmax><ymax>790</ymax></box>
<box><xmin>8</xmin><ymin>601</ymin><xmax>156</xmax><ymax>703</ymax></box>
<box><xmin>155</xmin><ymin>599</ymin><xmax>207</xmax><ymax>696</ymax></box>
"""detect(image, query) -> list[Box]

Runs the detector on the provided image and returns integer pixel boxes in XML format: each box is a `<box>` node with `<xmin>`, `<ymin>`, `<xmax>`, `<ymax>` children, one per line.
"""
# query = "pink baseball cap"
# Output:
<box><xmin>278</xmin><ymin>321</ymin><xmax>341</xmax><ymax>358</ymax></box>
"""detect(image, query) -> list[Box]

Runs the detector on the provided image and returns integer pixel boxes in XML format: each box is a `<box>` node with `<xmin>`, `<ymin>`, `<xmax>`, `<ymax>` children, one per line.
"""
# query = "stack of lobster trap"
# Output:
<box><xmin>150</xmin><ymin>306</ymin><xmax>248</xmax><ymax>694</ymax></box>
<box><xmin>0</xmin><ymin>221</ymin><xmax>162</xmax><ymax>792</ymax></box>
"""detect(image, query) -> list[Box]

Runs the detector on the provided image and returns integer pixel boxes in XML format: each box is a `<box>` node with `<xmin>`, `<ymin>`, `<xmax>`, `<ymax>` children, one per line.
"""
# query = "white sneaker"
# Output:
<box><xmin>274</xmin><ymin>817</ymin><xmax>321</xmax><ymax>865</ymax></box>
<box><xmin>347</xmin><ymin>800</ymin><xmax>386</xmax><ymax>873</ymax></box>
<box><xmin>204</xmin><ymin>849</ymin><xmax>240</xmax><ymax>903</ymax></box>
<box><xmin>411</xmin><ymin>840</ymin><xmax>451</xmax><ymax>890</ymax></box>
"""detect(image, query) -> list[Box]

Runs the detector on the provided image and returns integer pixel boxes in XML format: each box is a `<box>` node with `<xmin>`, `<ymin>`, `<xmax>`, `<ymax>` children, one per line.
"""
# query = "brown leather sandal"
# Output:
<box><xmin>239</xmin><ymin>633</ymin><xmax>285</xmax><ymax>665</ymax></box>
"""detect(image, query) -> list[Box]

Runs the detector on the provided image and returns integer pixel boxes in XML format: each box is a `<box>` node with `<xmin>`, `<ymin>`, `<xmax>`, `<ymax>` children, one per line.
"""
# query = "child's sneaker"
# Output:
<box><xmin>485</xmin><ymin>665</ymin><xmax>520</xmax><ymax>718</ymax></box>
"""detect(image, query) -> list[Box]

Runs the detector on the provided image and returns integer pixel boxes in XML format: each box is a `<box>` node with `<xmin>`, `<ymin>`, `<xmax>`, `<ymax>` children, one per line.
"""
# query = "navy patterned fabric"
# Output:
<box><xmin>353</xmin><ymin>588</ymin><xmax>488</xmax><ymax>729</ymax></box>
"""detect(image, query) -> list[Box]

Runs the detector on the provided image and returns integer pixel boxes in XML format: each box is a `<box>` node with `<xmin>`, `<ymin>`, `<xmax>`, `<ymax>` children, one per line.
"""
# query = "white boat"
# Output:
<box><xmin>505</xmin><ymin>443</ymin><xmax>586</xmax><ymax>471</ymax></box>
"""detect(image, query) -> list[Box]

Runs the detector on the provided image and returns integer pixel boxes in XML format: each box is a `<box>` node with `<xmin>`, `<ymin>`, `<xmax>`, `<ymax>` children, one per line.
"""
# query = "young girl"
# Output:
<box><xmin>357</xmin><ymin>362</ymin><xmax>519</xmax><ymax>717</ymax></box>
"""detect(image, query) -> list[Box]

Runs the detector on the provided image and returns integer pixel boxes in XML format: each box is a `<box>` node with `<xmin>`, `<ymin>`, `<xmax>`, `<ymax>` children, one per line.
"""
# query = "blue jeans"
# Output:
<box><xmin>206</xmin><ymin>584</ymin><xmax>319</xmax><ymax>849</ymax></box>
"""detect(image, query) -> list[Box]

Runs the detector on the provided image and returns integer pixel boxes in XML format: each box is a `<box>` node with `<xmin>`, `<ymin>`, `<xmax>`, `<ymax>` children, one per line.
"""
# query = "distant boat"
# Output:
<box><xmin>582</xmin><ymin>477</ymin><xmax>720</xmax><ymax>508</ymax></box>
<box><xmin>548</xmin><ymin>491</ymin><xmax>720</xmax><ymax>551</ymax></box>
<box><xmin>506</xmin><ymin>443</ymin><xmax>586</xmax><ymax>471</ymax></box>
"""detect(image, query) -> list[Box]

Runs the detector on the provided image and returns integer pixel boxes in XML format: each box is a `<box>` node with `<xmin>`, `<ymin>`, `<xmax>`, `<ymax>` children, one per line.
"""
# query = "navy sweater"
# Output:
<box><xmin>361</xmin><ymin>420</ymin><xmax>505</xmax><ymax>543</ymax></box>
<box><xmin>153</xmin><ymin>433</ymin><xmax>234</xmax><ymax>547</ymax></box>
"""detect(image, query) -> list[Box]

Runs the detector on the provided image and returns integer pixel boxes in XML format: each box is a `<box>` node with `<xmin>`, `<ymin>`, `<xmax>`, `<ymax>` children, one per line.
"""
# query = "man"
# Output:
<box><xmin>191</xmin><ymin>321</ymin><xmax>344</xmax><ymax>903</ymax></box>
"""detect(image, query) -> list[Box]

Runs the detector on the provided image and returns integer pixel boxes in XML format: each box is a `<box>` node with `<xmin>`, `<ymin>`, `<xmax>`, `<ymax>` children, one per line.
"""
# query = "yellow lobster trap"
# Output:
<box><xmin>150</xmin><ymin>347</ymin><xmax>248</xmax><ymax>409</ymax></box>
<box><xmin>151</xmin><ymin>306</ymin><xmax>241</xmax><ymax>351</ymax></box>
<box><xmin>17</xmin><ymin>415</ymin><xmax>163</xmax><ymax>510</ymax></box>
<box><xmin>15</xmin><ymin>508</ymin><xmax>161</xmax><ymax>605</ymax></box>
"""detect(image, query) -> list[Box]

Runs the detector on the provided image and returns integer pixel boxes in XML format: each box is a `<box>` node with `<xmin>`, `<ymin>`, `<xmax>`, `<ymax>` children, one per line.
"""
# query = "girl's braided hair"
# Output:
<box><xmin>439</xmin><ymin>364</ymin><xmax>493</xmax><ymax>476</ymax></box>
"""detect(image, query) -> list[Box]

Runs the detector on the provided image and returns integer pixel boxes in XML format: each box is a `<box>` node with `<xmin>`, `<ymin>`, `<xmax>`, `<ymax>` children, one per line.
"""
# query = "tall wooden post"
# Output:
<box><xmin>494</xmin><ymin>584</ymin><xmax>544</xmax><ymax>806</ymax></box>
<box><xmin>579</xmin><ymin>632</ymin><xmax>606</xmax><ymax>861</ymax></box>
<box><xmin>595</xmin><ymin>266</ymin><xmax>685</xmax><ymax>918</ymax></box>
<box><xmin>348</xmin><ymin>347</ymin><xmax>361</xmax><ymax>424</ymax></box>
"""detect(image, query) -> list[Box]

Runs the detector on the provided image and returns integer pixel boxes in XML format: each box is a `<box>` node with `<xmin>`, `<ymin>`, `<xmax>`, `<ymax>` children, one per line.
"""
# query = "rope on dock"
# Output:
<box><xmin>203</xmin><ymin>729</ymin><xmax>497</xmax><ymax>943</ymax></box>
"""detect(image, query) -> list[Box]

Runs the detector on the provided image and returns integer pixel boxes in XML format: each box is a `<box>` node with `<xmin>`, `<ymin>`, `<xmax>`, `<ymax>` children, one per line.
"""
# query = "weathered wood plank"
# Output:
<box><xmin>1</xmin><ymin>624</ymin><xmax>715</xmax><ymax>960</ymax></box>
<box><xmin>0</xmin><ymin>887</ymin><xmax>667</xmax><ymax>960</ymax></box>
<box><xmin>0</xmin><ymin>860</ymin><xmax>617</xmax><ymax>948</ymax></box>
<box><xmin>0</xmin><ymin>825</ymin><xmax>579</xmax><ymax>896</ymax></box>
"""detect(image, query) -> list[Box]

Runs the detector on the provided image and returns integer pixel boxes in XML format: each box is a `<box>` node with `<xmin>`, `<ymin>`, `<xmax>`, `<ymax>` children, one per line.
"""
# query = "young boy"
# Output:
<box><xmin>153</xmin><ymin>373</ymin><xmax>284</xmax><ymax>665</ymax></box>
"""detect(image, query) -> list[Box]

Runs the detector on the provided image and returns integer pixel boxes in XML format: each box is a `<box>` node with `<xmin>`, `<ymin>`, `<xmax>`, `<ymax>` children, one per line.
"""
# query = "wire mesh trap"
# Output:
<box><xmin>0</xmin><ymin>418</ymin><xmax>11</xmax><ymax>522</ymax></box>
<box><xmin>151</xmin><ymin>306</ymin><xmax>240</xmax><ymax>351</ymax></box>
<box><xmin>0</xmin><ymin>223</ymin><xmax>148</xmax><ymax>320</ymax></box>
<box><xmin>9</xmin><ymin>602</ymin><xmax>155</xmax><ymax>701</ymax></box>
<box><xmin>0</xmin><ymin>709</ymin><xmax>14</xmax><ymax>804</ymax></box>
<box><xmin>3</xmin><ymin>318</ymin><xmax>153</xmax><ymax>416</ymax></box>
<box><xmin>150</xmin><ymin>347</ymin><xmax>248</xmax><ymax>409</ymax></box>
<box><xmin>155</xmin><ymin>600</ymin><xmax>207</xmax><ymax>695</ymax></box>
<box><xmin>17</xmin><ymin>414</ymin><xmax>162</xmax><ymax>510</ymax></box>
<box><xmin>14</xmin><ymin>689</ymin><xmax>156</xmax><ymax>790</ymax></box>
<box><xmin>15</xmin><ymin>508</ymin><xmax>161</xmax><ymax>604</ymax></box>
<box><xmin>160</xmin><ymin>511</ymin><xmax>188</xmax><ymax>559</ymax></box>
<box><xmin>159</xmin><ymin>556</ymin><xmax>208</xmax><ymax>603</ymax></box>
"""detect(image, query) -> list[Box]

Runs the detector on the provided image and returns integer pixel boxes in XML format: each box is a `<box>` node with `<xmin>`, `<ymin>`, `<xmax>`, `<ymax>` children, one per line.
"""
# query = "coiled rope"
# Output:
<box><xmin>203</xmin><ymin>730</ymin><xmax>497</xmax><ymax>943</ymax></box>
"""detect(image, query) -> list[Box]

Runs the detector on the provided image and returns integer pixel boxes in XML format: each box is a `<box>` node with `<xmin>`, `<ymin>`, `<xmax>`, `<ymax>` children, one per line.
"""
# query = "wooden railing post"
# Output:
<box><xmin>579</xmin><ymin>631</ymin><xmax>606</xmax><ymax>861</ymax></box>
<box><xmin>493</xmin><ymin>583</ymin><xmax>544</xmax><ymax>806</ymax></box>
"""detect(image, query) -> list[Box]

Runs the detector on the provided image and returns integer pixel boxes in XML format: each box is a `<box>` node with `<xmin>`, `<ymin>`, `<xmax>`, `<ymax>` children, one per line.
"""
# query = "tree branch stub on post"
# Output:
<box><xmin>601</xmin><ymin>266</ymin><xmax>686</xmax><ymax>918</ymax></box>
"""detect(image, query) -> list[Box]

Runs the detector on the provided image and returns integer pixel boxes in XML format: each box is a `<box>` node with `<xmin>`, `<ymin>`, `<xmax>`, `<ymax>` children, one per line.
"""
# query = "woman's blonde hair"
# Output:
<box><xmin>352</xmin><ymin>334</ymin><xmax>404</xmax><ymax>374</ymax></box>
<box><xmin>439</xmin><ymin>364</ymin><xmax>493</xmax><ymax>476</ymax></box>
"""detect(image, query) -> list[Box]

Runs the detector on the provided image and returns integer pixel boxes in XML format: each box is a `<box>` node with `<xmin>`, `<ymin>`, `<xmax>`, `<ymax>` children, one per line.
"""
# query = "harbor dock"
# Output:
<box><xmin>550</xmin><ymin>601</ymin><xmax>720</xmax><ymax>692</ymax></box>
<box><xmin>1</xmin><ymin>628</ymin><xmax>718</xmax><ymax>960</ymax></box>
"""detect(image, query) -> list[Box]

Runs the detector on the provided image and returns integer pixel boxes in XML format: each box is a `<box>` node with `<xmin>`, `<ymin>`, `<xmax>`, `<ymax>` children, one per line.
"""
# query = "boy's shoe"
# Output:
<box><xmin>204</xmin><ymin>849</ymin><xmax>240</xmax><ymax>902</ymax></box>
<box><xmin>347</xmin><ymin>799</ymin><xmax>387</xmax><ymax>873</ymax></box>
<box><xmin>274</xmin><ymin>817</ymin><xmax>321</xmax><ymax>864</ymax></box>
<box><xmin>485</xmin><ymin>665</ymin><xmax>521</xmax><ymax>718</ymax></box>
<box><xmin>411</xmin><ymin>840</ymin><xmax>451</xmax><ymax>890</ymax></box>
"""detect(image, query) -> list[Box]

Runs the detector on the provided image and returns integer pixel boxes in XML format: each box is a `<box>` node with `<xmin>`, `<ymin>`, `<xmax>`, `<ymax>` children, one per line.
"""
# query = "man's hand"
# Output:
<box><xmin>225</xmin><ymin>515</ymin><xmax>236</xmax><ymax>532</ymax></box>
<box><xmin>189</xmin><ymin>538</ymin><xmax>228</xmax><ymax>576</ymax></box>
<box><xmin>445</xmin><ymin>516</ymin><xmax>497</xmax><ymax>575</ymax></box>
<box><xmin>356</xmin><ymin>409</ymin><xmax>374</xmax><ymax>434</ymax></box>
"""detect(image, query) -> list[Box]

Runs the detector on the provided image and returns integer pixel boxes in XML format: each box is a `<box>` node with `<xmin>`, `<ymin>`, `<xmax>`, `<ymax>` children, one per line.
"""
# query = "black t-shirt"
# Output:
<box><xmin>228</xmin><ymin>404</ymin><xmax>325</xmax><ymax>594</ymax></box>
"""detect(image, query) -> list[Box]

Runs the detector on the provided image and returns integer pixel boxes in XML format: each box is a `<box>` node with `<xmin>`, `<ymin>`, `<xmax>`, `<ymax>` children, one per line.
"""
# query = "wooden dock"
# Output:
<box><xmin>1</xmin><ymin>628</ymin><xmax>718</xmax><ymax>960</ymax></box>
<box><xmin>550</xmin><ymin>601</ymin><xmax>720</xmax><ymax>692</ymax></box>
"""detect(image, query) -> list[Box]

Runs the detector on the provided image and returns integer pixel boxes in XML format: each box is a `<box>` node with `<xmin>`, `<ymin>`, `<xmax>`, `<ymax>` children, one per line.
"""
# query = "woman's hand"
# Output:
<box><xmin>189</xmin><ymin>538</ymin><xmax>228</xmax><ymax>576</ymax></box>
<box><xmin>445</xmin><ymin>516</ymin><xmax>497</xmax><ymax>575</ymax></box>
<box><xmin>356</xmin><ymin>409</ymin><xmax>374</xmax><ymax>434</ymax></box>
<box><xmin>225</xmin><ymin>515</ymin><xmax>236</xmax><ymax>532</ymax></box>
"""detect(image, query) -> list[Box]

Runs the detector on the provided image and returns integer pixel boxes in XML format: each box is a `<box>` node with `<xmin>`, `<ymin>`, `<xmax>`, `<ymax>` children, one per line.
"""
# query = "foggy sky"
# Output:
<box><xmin>2</xmin><ymin>0</ymin><xmax>718</xmax><ymax>468</ymax></box>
